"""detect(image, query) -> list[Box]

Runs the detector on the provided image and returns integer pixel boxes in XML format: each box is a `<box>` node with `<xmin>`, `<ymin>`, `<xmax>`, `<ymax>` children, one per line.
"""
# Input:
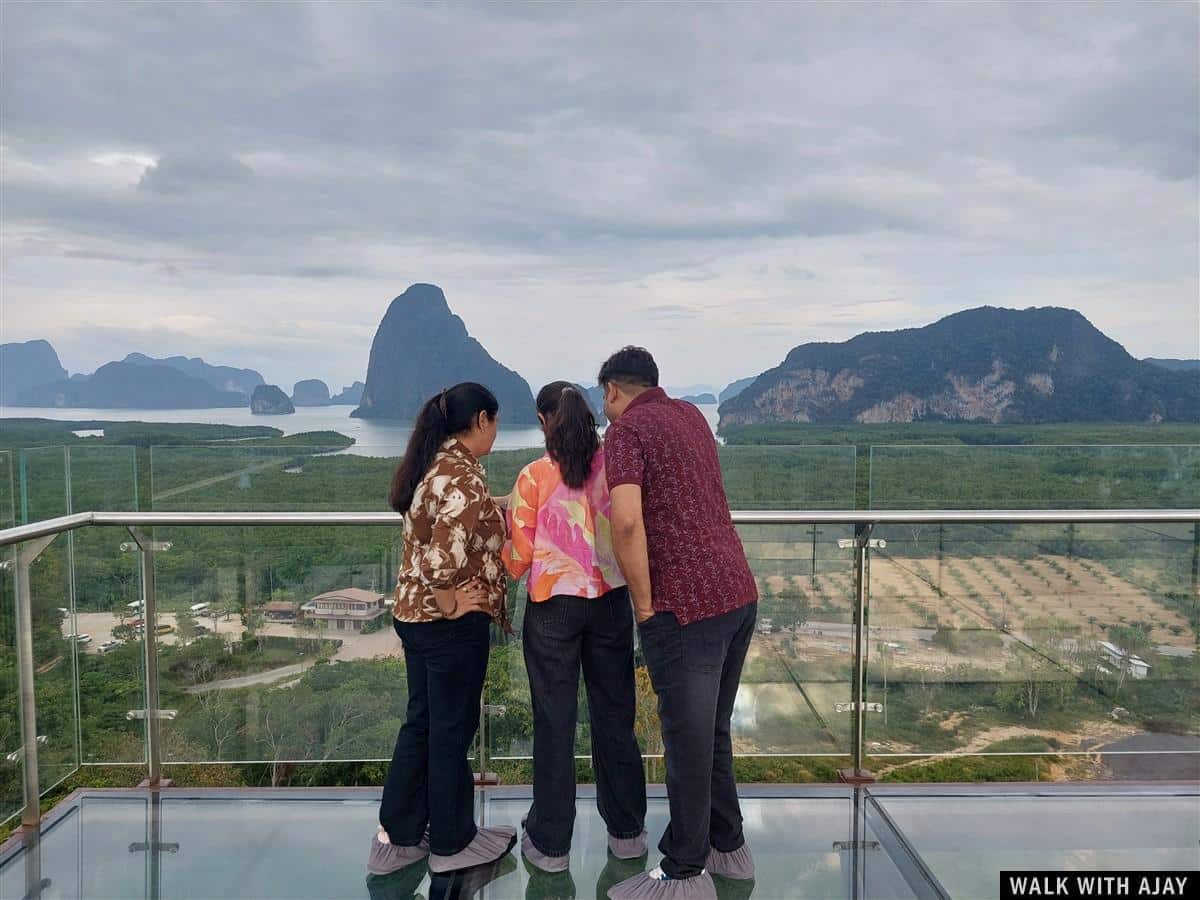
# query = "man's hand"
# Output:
<box><xmin>610</xmin><ymin>483</ymin><xmax>655</xmax><ymax>625</ymax></box>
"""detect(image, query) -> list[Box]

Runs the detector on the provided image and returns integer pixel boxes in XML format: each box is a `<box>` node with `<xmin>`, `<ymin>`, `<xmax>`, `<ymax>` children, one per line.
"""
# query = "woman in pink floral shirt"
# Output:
<box><xmin>501</xmin><ymin>382</ymin><xmax>647</xmax><ymax>873</ymax></box>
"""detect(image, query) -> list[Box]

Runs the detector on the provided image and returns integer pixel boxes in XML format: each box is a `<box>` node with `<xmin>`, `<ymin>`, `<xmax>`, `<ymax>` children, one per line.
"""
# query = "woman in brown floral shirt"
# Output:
<box><xmin>369</xmin><ymin>382</ymin><xmax>517</xmax><ymax>878</ymax></box>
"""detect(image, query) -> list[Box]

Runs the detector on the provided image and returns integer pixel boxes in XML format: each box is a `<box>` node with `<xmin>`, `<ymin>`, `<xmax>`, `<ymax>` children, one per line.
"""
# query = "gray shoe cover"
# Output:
<box><xmin>521</xmin><ymin>830</ymin><xmax>571</xmax><ymax>873</ymax></box>
<box><xmin>367</xmin><ymin>831</ymin><xmax>430</xmax><ymax>875</ymax></box>
<box><xmin>607</xmin><ymin>869</ymin><xmax>717</xmax><ymax>900</ymax></box>
<box><xmin>428</xmin><ymin>825</ymin><xmax>517</xmax><ymax>874</ymax></box>
<box><xmin>706</xmin><ymin>843</ymin><xmax>754</xmax><ymax>880</ymax></box>
<box><xmin>608</xmin><ymin>831</ymin><xmax>648</xmax><ymax>860</ymax></box>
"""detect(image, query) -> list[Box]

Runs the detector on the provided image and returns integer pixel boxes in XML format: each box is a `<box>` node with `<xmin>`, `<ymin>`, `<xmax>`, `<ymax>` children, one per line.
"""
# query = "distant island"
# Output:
<box><xmin>2</xmin><ymin>345</ymin><xmax>265</xmax><ymax>409</ymax></box>
<box><xmin>719</xmin><ymin>306</ymin><xmax>1200</xmax><ymax>429</ymax></box>
<box><xmin>123</xmin><ymin>353</ymin><xmax>264</xmax><ymax>398</ymax></box>
<box><xmin>291</xmin><ymin>379</ymin><xmax>332</xmax><ymax>407</ymax></box>
<box><xmin>330</xmin><ymin>381</ymin><xmax>365</xmax><ymax>405</ymax></box>
<box><xmin>719</xmin><ymin>376</ymin><xmax>756</xmax><ymax>404</ymax></box>
<box><xmin>251</xmin><ymin>385</ymin><xmax>295</xmax><ymax>415</ymax></box>
<box><xmin>16</xmin><ymin>360</ymin><xmax>246</xmax><ymax>409</ymax></box>
<box><xmin>0</xmin><ymin>340</ymin><xmax>68</xmax><ymax>404</ymax></box>
<box><xmin>353</xmin><ymin>283</ymin><xmax>537</xmax><ymax>423</ymax></box>
<box><xmin>6</xmin><ymin>300</ymin><xmax>1196</xmax><ymax>429</ymax></box>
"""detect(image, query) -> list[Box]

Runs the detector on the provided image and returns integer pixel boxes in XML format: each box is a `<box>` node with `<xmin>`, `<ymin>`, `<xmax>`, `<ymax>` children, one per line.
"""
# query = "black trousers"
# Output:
<box><xmin>638</xmin><ymin>602</ymin><xmax>757</xmax><ymax>879</ymax></box>
<box><xmin>522</xmin><ymin>587</ymin><xmax>648</xmax><ymax>857</ymax></box>
<box><xmin>379</xmin><ymin>612</ymin><xmax>490</xmax><ymax>856</ymax></box>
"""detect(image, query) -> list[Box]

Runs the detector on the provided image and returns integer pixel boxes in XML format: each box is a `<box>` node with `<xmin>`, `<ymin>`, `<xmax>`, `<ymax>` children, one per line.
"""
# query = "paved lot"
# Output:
<box><xmin>1099</xmin><ymin>733</ymin><xmax>1200</xmax><ymax>780</ymax></box>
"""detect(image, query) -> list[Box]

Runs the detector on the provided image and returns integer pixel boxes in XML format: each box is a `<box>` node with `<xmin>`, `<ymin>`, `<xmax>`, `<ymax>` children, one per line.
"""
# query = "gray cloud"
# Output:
<box><xmin>138</xmin><ymin>154</ymin><xmax>255</xmax><ymax>195</ymax></box>
<box><xmin>1</xmin><ymin>1</ymin><xmax>1196</xmax><ymax>391</ymax></box>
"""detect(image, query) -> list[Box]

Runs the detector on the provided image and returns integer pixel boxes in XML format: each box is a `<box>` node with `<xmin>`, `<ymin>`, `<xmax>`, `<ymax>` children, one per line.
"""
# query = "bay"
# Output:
<box><xmin>2</xmin><ymin>403</ymin><xmax>722</xmax><ymax>457</ymax></box>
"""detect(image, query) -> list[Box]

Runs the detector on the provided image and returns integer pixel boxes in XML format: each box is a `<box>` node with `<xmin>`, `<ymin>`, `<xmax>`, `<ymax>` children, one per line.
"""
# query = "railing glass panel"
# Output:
<box><xmin>147</xmin><ymin>523</ymin><xmax>422</xmax><ymax>766</ymax></box>
<box><xmin>0</xmin><ymin>451</ymin><xmax>18</xmax><ymax>821</ymax></box>
<box><xmin>869</xmin><ymin>444</ymin><xmax>1200</xmax><ymax>509</ymax></box>
<box><xmin>865</xmin><ymin>520</ymin><xmax>1199</xmax><ymax>779</ymax></box>
<box><xmin>11</xmin><ymin>450</ymin><xmax>82</xmax><ymax>795</ymax></box>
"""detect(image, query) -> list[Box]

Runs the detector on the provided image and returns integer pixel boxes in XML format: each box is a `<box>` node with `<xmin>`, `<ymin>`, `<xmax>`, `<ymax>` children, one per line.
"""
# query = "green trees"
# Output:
<box><xmin>175</xmin><ymin>610</ymin><xmax>198</xmax><ymax>645</ymax></box>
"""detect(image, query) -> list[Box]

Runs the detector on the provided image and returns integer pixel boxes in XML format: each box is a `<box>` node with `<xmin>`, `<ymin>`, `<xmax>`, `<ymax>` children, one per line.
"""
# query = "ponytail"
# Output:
<box><xmin>389</xmin><ymin>382</ymin><xmax>499</xmax><ymax>513</ymax></box>
<box><xmin>537</xmin><ymin>381</ymin><xmax>599</xmax><ymax>490</ymax></box>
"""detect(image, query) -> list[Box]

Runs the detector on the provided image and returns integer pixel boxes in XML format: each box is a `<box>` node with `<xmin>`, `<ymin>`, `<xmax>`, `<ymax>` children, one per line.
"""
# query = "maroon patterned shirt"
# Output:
<box><xmin>604</xmin><ymin>387</ymin><xmax>757</xmax><ymax>625</ymax></box>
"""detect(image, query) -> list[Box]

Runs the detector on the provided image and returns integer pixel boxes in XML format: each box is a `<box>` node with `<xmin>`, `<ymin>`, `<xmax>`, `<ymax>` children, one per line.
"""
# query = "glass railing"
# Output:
<box><xmin>4</xmin><ymin>508</ymin><xmax>1195</xmax><ymax>829</ymax></box>
<box><xmin>869</xmin><ymin>444</ymin><xmax>1200</xmax><ymax>509</ymax></box>
<box><xmin>62</xmin><ymin>449</ymin><xmax>144</xmax><ymax>770</ymax></box>
<box><xmin>0</xmin><ymin>451</ymin><xmax>17</xmax><ymax>823</ymax></box>
<box><xmin>146</xmin><ymin>445</ymin><xmax>412</xmax><ymax>767</ymax></box>
<box><xmin>485</xmin><ymin>446</ymin><xmax>859</xmax><ymax>766</ymax></box>
<box><xmin>0</xmin><ymin>439</ymin><xmax>1196</xmax><ymax>830</ymax></box>
<box><xmin>148</xmin><ymin>441</ymin><xmax>799</xmax><ymax>512</ymax></box>
<box><xmin>1</xmin><ymin>447</ymin><xmax>143</xmax><ymax>828</ymax></box>
<box><xmin>734</xmin><ymin>520</ymin><xmax>856</xmax><ymax>757</ymax></box>
<box><xmin>865</xmin><ymin>518</ymin><xmax>1199</xmax><ymax>778</ymax></box>
<box><xmin>149</xmin><ymin>444</ymin><xmax>392</xmax><ymax>511</ymax></box>
<box><xmin>151</xmin><ymin>522</ymin><xmax>406</xmax><ymax>767</ymax></box>
<box><xmin>721</xmin><ymin>445</ymin><xmax>857</xmax><ymax>509</ymax></box>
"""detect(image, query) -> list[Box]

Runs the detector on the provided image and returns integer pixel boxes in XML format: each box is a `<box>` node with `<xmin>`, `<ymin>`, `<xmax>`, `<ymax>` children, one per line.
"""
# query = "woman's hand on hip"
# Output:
<box><xmin>446</xmin><ymin>579</ymin><xmax>489</xmax><ymax>619</ymax></box>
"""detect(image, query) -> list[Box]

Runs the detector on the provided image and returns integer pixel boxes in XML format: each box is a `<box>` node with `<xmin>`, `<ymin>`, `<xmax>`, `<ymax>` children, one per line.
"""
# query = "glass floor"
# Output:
<box><xmin>1</xmin><ymin>784</ymin><xmax>1196</xmax><ymax>899</ymax></box>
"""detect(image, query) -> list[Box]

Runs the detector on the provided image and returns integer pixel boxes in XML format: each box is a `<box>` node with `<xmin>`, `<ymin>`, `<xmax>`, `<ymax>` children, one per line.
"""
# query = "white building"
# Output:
<box><xmin>1098</xmin><ymin>641</ymin><xmax>1150</xmax><ymax>680</ymax></box>
<box><xmin>301</xmin><ymin>588</ymin><xmax>388</xmax><ymax>632</ymax></box>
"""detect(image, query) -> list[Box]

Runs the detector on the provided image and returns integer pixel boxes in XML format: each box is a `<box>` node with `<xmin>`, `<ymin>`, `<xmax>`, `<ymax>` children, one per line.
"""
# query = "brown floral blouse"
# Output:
<box><xmin>393</xmin><ymin>438</ymin><xmax>508</xmax><ymax>626</ymax></box>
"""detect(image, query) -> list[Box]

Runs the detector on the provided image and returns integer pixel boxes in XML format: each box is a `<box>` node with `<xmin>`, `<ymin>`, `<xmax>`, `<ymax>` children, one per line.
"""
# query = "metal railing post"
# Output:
<box><xmin>476</xmin><ymin>706</ymin><xmax>486</xmax><ymax>784</ymax></box>
<box><xmin>1191</xmin><ymin>522</ymin><xmax>1198</xmax><ymax>607</ymax></box>
<box><xmin>851</xmin><ymin>522</ymin><xmax>870</xmax><ymax>777</ymax></box>
<box><xmin>129</xmin><ymin>791</ymin><xmax>179</xmax><ymax>900</ymax></box>
<box><xmin>475</xmin><ymin>704</ymin><xmax>504</xmax><ymax>786</ymax></box>
<box><xmin>13</xmin><ymin>534</ymin><xmax>57</xmax><ymax>829</ymax></box>
<box><xmin>126</xmin><ymin>528</ymin><xmax>171</xmax><ymax>787</ymax></box>
<box><xmin>841</xmin><ymin>522</ymin><xmax>875</xmax><ymax>784</ymax></box>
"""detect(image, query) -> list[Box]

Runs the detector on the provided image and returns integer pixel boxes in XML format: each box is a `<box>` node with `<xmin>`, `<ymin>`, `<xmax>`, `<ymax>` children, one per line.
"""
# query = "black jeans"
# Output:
<box><xmin>522</xmin><ymin>587</ymin><xmax>647</xmax><ymax>857</ymax></box>
<box><xmin>379</xmin><ymin>612</ymin><xmax>490</xmax><ymax>856</ymax></box>
<box><xmin>638</xmin><ymin>602</ymin><xmax>757</xmax><ymax>879</ymax></box>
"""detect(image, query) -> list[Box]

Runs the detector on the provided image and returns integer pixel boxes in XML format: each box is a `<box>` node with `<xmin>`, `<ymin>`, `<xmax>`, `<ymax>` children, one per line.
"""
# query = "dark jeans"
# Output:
<box><xmin>638</xmin><ymin>602</ymin><xmax>757</xmax><ymax>879</ymax></box>
<box><xmin>379</xmin><ymin>612</ymin><xmax>490</xmax><ymax>856</ymax></box>
<box><xmin>522</xmin><ymin>587</ymin><xmax>647</xmax><ymax>857</ymax></box>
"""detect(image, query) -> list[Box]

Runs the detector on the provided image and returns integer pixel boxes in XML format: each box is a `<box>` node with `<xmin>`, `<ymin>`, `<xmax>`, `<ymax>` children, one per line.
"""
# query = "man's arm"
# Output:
<box><xmin>610</xmin><ymin>483</ymin><xmax>654</xmax><ymax>623</ymax></box>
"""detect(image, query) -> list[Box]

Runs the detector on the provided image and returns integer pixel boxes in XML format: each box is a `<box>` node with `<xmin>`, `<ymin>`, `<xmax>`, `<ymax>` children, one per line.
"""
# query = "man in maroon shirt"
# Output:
<box><xmin>599</xmin><ymin>346</ymin><xmax>758</xmax><ymax>900</ymax></box>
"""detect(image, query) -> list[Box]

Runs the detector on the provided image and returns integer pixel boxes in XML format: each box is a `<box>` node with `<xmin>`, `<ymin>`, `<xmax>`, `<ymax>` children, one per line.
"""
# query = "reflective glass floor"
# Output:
<box><xmin>1</xmin><ymin>784</ymin><xmax>1196</xmax><ymax>900</ymax></box>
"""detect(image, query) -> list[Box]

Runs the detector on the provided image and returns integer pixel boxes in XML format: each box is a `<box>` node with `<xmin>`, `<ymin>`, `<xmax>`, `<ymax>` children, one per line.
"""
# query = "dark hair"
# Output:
<box><xmin>537</xmin><ymin>381</ymin><xmax>599</xmax><ymax>490</ymax></box>
<box><xmin>389</xmin><ymin>382</ymin><xmax>499</xmax><ymax>513</ymax></box>
<box><xmin>598</xmin><ymin>346</ymin><xmax>659</xmax><ymax>389</ymax></box>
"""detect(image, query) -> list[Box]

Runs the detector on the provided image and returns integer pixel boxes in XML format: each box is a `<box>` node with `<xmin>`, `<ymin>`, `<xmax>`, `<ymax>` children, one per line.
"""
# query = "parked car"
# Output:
<box><xmin>99</xmin><ymin>640</ymin><xmax>120</xmax><ymax>654</ymax></box>
<box><xmin>67</xmin><ymin>633</ymin><xmax>92</xmax><ymax>646</ymax></box>
<box><xmin>154</xmin><ymin>624</ymin><xmax>174</xmax><ymax>636</ymax></box>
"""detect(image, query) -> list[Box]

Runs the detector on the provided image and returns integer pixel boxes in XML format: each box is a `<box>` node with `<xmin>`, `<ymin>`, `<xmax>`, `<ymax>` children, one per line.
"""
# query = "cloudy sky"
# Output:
<box><xmin>2</xmin><ymin>1</ymin><xmax>1197</xmax><ymax>394</ymax></box>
